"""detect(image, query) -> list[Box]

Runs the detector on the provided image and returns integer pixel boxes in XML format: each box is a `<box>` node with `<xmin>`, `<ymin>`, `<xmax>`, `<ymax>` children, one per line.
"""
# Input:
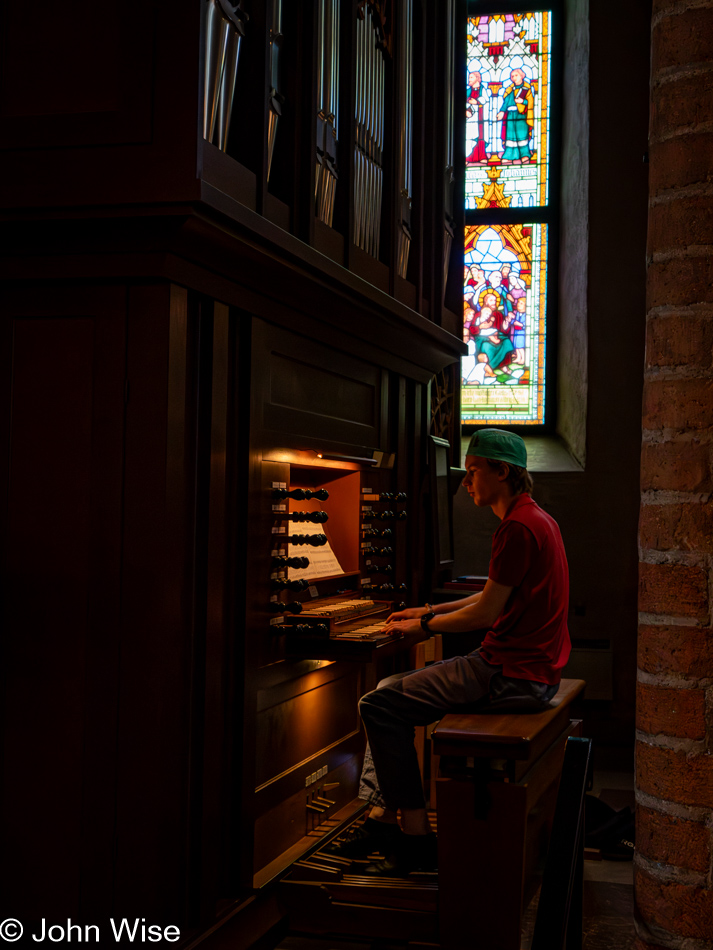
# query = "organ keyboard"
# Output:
<box><xmin>299</xmin><ymin>597</ymin><xmax>380</xmax><ymax>624</ymax></box>
<box><xmin>278</xmin><ymin>592</ymin><xmax>403</xmax><ymax>656</ymax></box>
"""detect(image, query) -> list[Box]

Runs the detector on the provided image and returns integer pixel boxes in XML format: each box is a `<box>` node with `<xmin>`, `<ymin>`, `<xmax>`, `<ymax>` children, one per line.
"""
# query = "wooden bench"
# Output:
<box><xmin>431</xmin><ymin>678</ymin><xmax>586</xmax><ymax>950</ymax></box>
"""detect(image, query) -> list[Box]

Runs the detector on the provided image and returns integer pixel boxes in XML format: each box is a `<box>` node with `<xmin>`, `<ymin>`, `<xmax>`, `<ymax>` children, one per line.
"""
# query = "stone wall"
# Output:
<box><xmin>556</xmin><ymin>0</ymin><xmax>589</xmax><ymax>466</ymax></box>
<box><xmin>635</xmin><ymin>1</ymin><xmax>713</xmax><ymax>946</ymax></box>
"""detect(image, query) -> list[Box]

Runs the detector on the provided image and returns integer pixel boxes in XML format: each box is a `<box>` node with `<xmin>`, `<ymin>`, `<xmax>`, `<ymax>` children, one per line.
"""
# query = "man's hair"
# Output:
<box><xmin>485</xmin><ymin>457</ymin><xmax>534</xmax><ymax>495</ymax></box>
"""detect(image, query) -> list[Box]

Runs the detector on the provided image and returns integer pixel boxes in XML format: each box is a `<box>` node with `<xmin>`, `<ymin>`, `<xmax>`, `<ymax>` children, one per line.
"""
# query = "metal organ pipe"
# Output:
<box><xmin>267</xmin><ymin>0</ymin><xmax>284</xmax><ymax>181</ymax></box>
<box><xmin>203</xmin><ymin>0</ymin><xmax>247</xmax><ymax>152</ymax></box>
<box><xmin>354</xmin><ymin>12</ymin><xmax>365</xmax><ymax>247</ymax></box>
<box><xmin>397</xmin><ymin>0</ymin><xmax>413</xmax><ymax>278</ymax></box>
<box><xmin>367</xmin><ymin>11</ymin><xmax>373</xmax><ymax>252</ymax></box>
<box><xmin>316</xmin><ymin>0</ymin><xmax>326</xmax><ymax>208</ymax></box>
<box><xmin>353</xmin><ymin>6</ymin><xmax>385</xmax><ymax>260</ymax></box>
<box><xmin>316</xmin><ymin>0</ymin><xmax>340</xmax><ymax>225</ymax></box>
<box><xmin>216</xmin><ymin>27</ymin><xmax>241</xmax><ymax>151</ymax></box>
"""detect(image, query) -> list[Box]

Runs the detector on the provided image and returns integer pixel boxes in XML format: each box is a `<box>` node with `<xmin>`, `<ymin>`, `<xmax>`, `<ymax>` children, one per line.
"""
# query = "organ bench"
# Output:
<box><xmin>432</xmin><ymin>677</ymin><xmax>586</xmax><ymax>950</ymax></box>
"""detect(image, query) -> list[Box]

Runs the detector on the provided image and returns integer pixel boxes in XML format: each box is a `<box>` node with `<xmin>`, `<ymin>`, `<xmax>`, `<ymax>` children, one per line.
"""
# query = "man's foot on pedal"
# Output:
<box><xmin>362</xmin><ymin>831</ymin><xmax>438</xmax><ymax>877</ymax></box>
<box><xmin>323</xmin><ymin>817</ymin><xmax>402</xmax><ymax>859</ymax></box>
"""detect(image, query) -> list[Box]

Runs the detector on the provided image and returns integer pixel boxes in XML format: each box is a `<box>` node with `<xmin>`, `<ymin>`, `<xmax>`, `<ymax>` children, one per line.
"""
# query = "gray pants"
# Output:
<box><xmin>358</xmin><ymin>650</ymin><xmax>558</xmax><ymax>811</ymax></box>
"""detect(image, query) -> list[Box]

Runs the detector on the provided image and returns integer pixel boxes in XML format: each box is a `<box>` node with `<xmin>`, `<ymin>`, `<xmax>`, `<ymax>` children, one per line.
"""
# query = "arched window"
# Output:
<box><xmin>462</xmin><ymin>5</ymin><xmax>560</xmax><ymax>429</ymax></box>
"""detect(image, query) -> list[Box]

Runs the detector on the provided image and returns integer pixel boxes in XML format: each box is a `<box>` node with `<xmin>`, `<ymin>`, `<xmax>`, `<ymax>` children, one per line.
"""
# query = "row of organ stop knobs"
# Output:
<box><xmin>268</xmin><ymin>486</ymin><xmax>408</xmax><ymax>615</ymax></box>
<box><xmin>269</xmin><ymin>487</ymin><xmax>330</xmax><ymax>616</ymax></box>
<box><xmin>361</xmin><ymin>491</ymin><xmax>408</xmax><ymax>597</ymax></box>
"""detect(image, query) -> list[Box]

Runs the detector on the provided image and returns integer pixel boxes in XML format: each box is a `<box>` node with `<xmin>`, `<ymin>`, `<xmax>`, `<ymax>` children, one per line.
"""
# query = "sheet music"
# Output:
<box><xmin>287</xmin><ymin>521</ymin><xmax>344</xmax><ymax>581</ymax></box>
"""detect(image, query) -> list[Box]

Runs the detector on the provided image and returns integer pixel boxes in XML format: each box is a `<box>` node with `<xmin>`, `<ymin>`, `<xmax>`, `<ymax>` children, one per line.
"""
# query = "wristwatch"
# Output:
<box><xmin>420</xmin><ymin>610</ymin><xmax>436</xmax><ymax>632</ymax></box>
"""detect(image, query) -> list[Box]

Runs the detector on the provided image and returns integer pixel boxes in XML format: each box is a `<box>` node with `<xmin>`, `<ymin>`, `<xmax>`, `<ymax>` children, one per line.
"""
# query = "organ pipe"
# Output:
<box><xmin>203</xmin><ymin>0</ymin><xmax>248</xmax><ymax>152</ymax></box>
<box><xmin>267</xmin><ymin>0</ymin><xmax>284</xmax><ymax>181</ymax></box>
<box><xmin>397</xmin><ymin>0</ymin><xmax>413</xmax><ymax>279</ymax></box>
<box><xmin>353</xmin><ymin>4</ymin><xmax>385</xmax><ymax>259</ymax></box>
<box><xmin>316</xmin><ymin>0</ymin><xmax>340</xmax><ymax>225</ymax></box>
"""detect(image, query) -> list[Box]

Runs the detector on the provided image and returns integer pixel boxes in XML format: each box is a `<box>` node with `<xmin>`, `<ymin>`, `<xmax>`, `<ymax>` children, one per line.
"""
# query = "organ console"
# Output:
<box><xmin>252</xmin><ymin>445</ymin><xmax>431</xmax><ymax>889</ymax></box>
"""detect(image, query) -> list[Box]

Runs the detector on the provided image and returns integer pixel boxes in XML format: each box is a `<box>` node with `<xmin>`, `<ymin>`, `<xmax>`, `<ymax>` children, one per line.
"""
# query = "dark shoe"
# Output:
<box><xmin>362</xmin><ymin>831</ymin><xmax>438</xmax><ymax>876</ymax></box>
<box><xmin>323</xmin><ymin>817</ymin><xmax>402</xmax><ymax>859</ymax></box>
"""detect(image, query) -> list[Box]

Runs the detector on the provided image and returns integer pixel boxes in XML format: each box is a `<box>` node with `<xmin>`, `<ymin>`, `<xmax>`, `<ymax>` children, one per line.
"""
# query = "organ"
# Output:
<box><xmin>0</xmin><ymin>0</ymin><xmax>466</xmax><ymax>946</ymax></box>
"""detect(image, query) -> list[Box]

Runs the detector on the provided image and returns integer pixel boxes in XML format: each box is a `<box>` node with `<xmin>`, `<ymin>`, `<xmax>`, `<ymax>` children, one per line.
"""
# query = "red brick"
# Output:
<box><xmin>638</xmin><ymin>623</ymin><xmax>713</xmax><ymax>678</ymax></box>
<box><xmin>651</xmin><ymin>70</ymin><xmax>713</xmax><ymax>141</ymax></box>
<box><xmin>640</xmin><ymin>502</ymin><xmax>713</xmax><ymax>553</ymax></box>
<box><xmin>636</xmin><ymin>743</ymin><xmax>713</xmax><ymax>808</ymax></box>
<box><xmin>640</xmin><ymin>440</ymin><xmax>712</xmax><ymax>492</ymax></box>
<box><xmin>647</xmin><ymin>255</ymin><xmax>713</xmax><ymax>309</ymax></box>
<box><xmin>637</xmin><ymin>805</ymin><xmax>711</xmax><ymax>872</ymax></box>
<box><xmin>646</xmin><ymin>312</ymin><xmax>713</xmax><ymax>370</ymax></box>
<box><xmin>648</xmin><ymin>196</ymin><xmax>713</xmax><ymax>254</ymax></box>
<box><xmin>637</xmin><ymin>682</ymin><xmax>706</xmax><ymax>739</ymax></box>
<box><xmin>652</xmin><ymin>0</ymin><xmax>684</xmax><ymax>13</ymax></box>
<box><xmin>639</xmin><ymin>562</ymin><xmax>709</xmax><ymax>619</ymax></box>
<box><xmin>635</xmin><ymin>869</ymin><xmax>713</xmax><ymax>940</ymax></box>
<box><xmin>643</xmin><ymin>377</ymin><xmax>713</xmax><ymax>430</ymax></box>
<box><xmin>649</xmin><ymin>133</ymin><xmax>713</xmax><ymax>194</ymax></box>
<box><xmin>652</xmin><ymin>7</ymin><xmax>713</xmax><ymax>73</ymax></box>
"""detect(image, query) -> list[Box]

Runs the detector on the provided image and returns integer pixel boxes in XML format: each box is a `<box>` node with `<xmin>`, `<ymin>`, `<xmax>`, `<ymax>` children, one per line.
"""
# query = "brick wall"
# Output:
<box><xmin>636</xmin><ymin>1</ymin><xmax>713</xmax><ymax>947</ymax></box>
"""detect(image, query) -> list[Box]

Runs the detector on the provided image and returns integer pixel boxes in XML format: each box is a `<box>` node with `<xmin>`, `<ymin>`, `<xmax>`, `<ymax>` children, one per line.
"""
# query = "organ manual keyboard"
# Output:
<box><xmin>277</xmin><ymin>594</ymin><xmax>405</xmax><ymax>659</ymax></box>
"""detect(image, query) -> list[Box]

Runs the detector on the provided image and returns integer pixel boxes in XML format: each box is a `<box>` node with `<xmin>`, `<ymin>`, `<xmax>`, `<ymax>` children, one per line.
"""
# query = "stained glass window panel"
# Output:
<box><xmin>465</xmin><ymin>12</ymin><xmax>551</xmax><ymax>210</ymax></box>
<box><xmin>462</xmin><ymin>223</ymin><xmax>547</xmax><ymax>425</ymax></box>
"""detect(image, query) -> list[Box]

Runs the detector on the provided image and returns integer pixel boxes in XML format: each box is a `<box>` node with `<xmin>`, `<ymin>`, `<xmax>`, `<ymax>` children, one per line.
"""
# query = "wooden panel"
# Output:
<box><xmin>114</xmin><ymin>283</ymin><xmax>192</xmax><ymax>919</ymax></box>
<box><xmin>201</xmin><ymin>144</ymin><xmax>258</xmax><ymax>211</ymax></box>
<box><xmin>200</xmin><ymin>301</ymin><xmax>234</xmax><ymax>911</ymax></box>
<box><xmin>253</xmin><ymin>756</ymin><xmax>363</xmax><ymax>877</ymax></box>
<box><xmin>255</xmin><ymin>670</ymin><xmax>360</xmax><ymax>787</ymax></box>
<box><xmin>0</xmin><ymin>287</ymin><xmax>126</xmax><ymax>920</ymax></box>
<box><xmin>0</xmin><ymin>2</ymin><xmax>152</xmax><ymax>148</ymax></box>
<box><xmin>270</xmin><ymin>354</ymin><xmax>375</xmax><ymax>427</ymax></box>
<box><xmin>313</xmin><ymin>219</ymin><xmax>346</xmax><ymax>265</ymax></box>
<box><xmin>253</xmin><ymin>319</ymin><xmax>386</xmax><ymax>451</ymax></box>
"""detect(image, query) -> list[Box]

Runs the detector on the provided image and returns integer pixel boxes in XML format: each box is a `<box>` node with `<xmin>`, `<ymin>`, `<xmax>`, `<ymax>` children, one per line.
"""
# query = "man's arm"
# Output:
<box><xmin>386</xmin><ymin>590</ymin><xmax>484</xmax><ymax>624</ymax></box>
<box><xmin>385</xmin><ymin>579</ymin><xmax>513</xmax><ymax>634</ymax></box>
<box><xmin>427</xmin><ymin>579</ymin><xmax>512</xmax><ymax>632</ymax></box>
<box><xmin>432</xmin><ymin>591</ymin><xmax>483</xmax><ymax>613</ymax></box>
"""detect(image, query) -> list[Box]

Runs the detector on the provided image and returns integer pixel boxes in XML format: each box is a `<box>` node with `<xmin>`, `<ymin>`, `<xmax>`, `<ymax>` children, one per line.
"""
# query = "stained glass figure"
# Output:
<box><xmin>465</xmin><ymin>12</ymin><xmax>551</xmax><ymax>209</ymax></box>
<box><xmin>462</xmin><ymin>224</ymin><xmax>547</xmax><ymax>424</ymax></box>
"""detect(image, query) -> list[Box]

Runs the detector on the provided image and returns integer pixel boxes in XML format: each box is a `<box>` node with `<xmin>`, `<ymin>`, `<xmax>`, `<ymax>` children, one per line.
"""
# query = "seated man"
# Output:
<box><xmin>331</xmin><ymin>429</ymin><xmax>571</xmax><ymax>875</ymax></box>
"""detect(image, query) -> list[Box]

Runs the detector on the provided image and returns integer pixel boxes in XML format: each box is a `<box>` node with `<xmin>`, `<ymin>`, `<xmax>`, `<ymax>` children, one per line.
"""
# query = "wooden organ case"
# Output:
<box><xmin>0</xmin><ymin>1</ymin><xmax>466</xmax><ymax>947</ymax></box>
<box><xmin>244</xmin><ymin>320</ymin><xmax>436</xmax><ymax>891</ymax></box>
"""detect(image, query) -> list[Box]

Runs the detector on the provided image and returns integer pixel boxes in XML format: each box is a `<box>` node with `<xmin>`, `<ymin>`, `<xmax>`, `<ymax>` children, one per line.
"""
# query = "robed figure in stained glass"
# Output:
<box><xmin>472</xmin><ymin>306</ymin><xmax>515</xmax><ymax>371</ymax></box>
<box><xmin>498</xmin><ymin>68</ymin><xmax>534</xmax><ymax>163</ymax></box>
<box><xmin>466</xmin><ymin>71</ymin><xmax>488</xmax><ymax>164</ymax></box>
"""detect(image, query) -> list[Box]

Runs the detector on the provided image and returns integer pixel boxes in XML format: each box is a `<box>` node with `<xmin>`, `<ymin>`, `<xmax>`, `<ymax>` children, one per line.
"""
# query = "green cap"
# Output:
<box><xmin>466</xmin><ymin>429</ymin><xmax>527</xmax><ymax>468</ymax></box>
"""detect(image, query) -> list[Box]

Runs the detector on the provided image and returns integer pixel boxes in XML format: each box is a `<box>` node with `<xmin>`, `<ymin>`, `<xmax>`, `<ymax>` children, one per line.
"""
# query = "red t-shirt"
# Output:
<box><xmin>479</xmin><ymin>493</ymin><xmax>570</xmax><ymax>685</ymax></box>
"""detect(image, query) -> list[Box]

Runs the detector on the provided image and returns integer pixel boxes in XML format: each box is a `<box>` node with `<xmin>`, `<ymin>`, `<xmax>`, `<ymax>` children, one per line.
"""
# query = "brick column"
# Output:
<box><xmin>636</xmin><ymin>2</ymin><xmax>713</xmax><ymax>947</ymax></box>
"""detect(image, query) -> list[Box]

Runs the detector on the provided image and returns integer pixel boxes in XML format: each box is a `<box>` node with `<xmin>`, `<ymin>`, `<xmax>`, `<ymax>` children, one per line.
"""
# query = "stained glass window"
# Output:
<box><xmin>462</xmin><ymin>223</ymin><xmax>547</xmax><ymax>423</ymax></box>
<box><xmin>462</xmin><ymin>7</ymin><xmax>556</xmax><ymax>428</ymax></box>
<box><xmin>465</xmin><ymin>13</ymin><xmax>551</xmax><ymax>210</ymax></box>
